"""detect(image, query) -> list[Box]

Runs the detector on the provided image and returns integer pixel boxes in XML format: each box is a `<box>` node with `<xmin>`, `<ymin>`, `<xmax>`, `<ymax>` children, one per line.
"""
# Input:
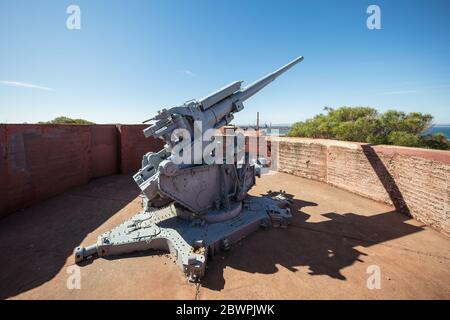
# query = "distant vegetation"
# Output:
<box><xmin>38</xmin><ymin>116</ymin><xmax>95</xmax><ymax>125</ymax></box>
<box><xmin>288</xmin><ymin>107</ymin><xmax>449</xmax><ymax>150</ymax></box>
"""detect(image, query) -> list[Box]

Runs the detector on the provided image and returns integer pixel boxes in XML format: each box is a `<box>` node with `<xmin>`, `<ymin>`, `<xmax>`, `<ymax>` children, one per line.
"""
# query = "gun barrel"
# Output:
<box><xmin>199</xmin><ymin>81</ymin><xmax>242</xmax><ymax>111</ymax></box>
<box><xmin>237</xmin><ymin>56</ymin><xmax>303</xmax><ymax>102</ymax></box>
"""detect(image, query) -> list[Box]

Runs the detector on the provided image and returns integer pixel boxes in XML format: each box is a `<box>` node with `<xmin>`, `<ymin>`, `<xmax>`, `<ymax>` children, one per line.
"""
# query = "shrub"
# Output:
<box><xmin>421</xmin><ymin>133</ymin><xmax>449</xmax><ymax>150</ymax></box>
<box><xmin>287</xmin><ymin>106</ymin><xmax>448</xmax><ymax>150</ymax></box>
<box><xmin>387</xmin><ymin>131</ymin><xmax>421</xmax><ymax>147</ymax></box>
<box><xmin>38</xmin><ymin>116</ymin><xmax>95</xmax><ymax>125</ymax></box>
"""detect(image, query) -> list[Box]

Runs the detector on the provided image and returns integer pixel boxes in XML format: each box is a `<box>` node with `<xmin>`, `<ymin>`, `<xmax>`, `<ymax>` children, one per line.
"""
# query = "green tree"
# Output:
<box><xmin>387</xmin><ymin>131</ymin><xmax>420</xmax><ymax>147</ymax></box>
<box><xmin>38</xmin><ymin>116</ymin><xmax>95</xmax><ymax>125</ymax></box>
<box><xmin>287</xmin><ymin>106</ymin><xmax>448</xmax><ymax>150</ymax></box>
<box><xmin>421</xmin><ymin>133</ymin><xmax>449</xmax><ymax>150</ymax></box>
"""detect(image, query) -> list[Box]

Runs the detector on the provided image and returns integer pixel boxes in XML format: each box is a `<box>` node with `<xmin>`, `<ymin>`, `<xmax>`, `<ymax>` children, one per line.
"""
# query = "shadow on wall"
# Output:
<box><xmin>201</xmin><ymin>195</ymin><xmax>422</xmax><ymax>291</ymax></box>
<box><xmin>0</xmin><ymin>174</ymin><xmax>139</xmax><ymax>299</ymax></box>
<box><xmin>361</xmin><ymin>145</ymin><xmax>410</xmax><ymax>215</ymax></box>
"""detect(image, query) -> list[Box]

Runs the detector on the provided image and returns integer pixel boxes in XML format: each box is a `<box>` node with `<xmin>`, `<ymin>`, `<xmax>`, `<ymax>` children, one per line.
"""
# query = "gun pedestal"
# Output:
<box><xmin>74</xmin><ymin>56</ymin><xmax>303</xmax><ymax>280</ymax></box>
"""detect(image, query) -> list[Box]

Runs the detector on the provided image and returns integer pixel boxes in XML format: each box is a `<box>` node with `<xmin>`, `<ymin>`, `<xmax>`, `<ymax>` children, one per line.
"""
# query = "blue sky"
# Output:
<box><xmin>1</xmin><ymin>0</ymin><xmax>449</xmax><ymax>125</ymax></box>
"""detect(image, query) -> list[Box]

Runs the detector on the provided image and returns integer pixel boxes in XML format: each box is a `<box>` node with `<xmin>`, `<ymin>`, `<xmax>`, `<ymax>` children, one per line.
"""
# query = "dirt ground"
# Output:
<box><xmin>1</xmin><ymin>172</ymin><xmax>449</xmax><ymax>299</ymax></box>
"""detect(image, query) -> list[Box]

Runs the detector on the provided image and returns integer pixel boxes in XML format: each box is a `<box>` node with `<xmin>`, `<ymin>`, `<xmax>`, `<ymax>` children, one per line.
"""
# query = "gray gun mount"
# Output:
<box><xmin>74</xmin><ymin>56</ymin><xmax>303</xmax><ymax>280</ymax></box>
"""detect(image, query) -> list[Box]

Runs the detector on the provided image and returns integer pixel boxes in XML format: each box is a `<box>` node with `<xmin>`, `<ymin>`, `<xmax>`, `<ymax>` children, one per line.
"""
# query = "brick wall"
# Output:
<box><xmin>118</xmin><ymin>125</ymin><xmax>164</xmax><ymax>174</ymax></box>
<box><xmin>0</xmin><ymin>124</ymin><xmax>163</xmax><ymax>218</ymax></box>
<box><xmin>276</xmin><ymin>137</ymin><xmax>450</xmax><ymax>236</ymax></box>
<box><xmin>90</xmin><ymin>125</ymin><xmax>120</xmax><ymax>178</ymax></box>
<box><xmin>2</xmin><ymin>127</ymin><xmax>449</xmax><ymax>235</ymax></box>
<box><xmin>278</xmin><ymin>140</ymin><xmax>327</xmax><ymax>181</ymax></box>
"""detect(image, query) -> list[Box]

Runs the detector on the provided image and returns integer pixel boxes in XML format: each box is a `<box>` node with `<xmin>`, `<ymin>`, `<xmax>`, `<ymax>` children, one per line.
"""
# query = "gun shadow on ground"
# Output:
<box><xmin>201</xmin><ymin>144</ymin><xmax>419</xmax><ymax>291</ymax></box>
<box><xmin>201</xmin><ymin>196</ymin><xmax>422</xmax><ymax>291</ymax></box>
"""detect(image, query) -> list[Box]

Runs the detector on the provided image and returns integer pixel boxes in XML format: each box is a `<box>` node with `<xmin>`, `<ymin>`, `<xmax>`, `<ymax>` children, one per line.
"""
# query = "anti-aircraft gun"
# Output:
<box><xmin>74</xmin><ymin>56</ymin><xmax>304</xmax><ymax>280</ymax></box>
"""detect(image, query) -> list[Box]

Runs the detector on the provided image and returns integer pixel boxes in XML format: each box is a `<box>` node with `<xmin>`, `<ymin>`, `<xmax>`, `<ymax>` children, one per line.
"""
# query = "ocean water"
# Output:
<box><xmin>424</xmin><ymin>125</ymin><xmax>450</xmax><ymax>138</ymax></box>
<box><xmin>262</xmin><ymin>127</ymin><xmax>291</xmax><ymax>136</ymax></box>
<box><xmin>259</xmin><ymin>125</ymin><xmax>450</xmax><ymax>138</ymax></box>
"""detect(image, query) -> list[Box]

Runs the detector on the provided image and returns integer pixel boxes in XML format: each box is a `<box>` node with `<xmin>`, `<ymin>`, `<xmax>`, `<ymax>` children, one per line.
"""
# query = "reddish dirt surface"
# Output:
<box><xmin>1</xmin><ymin>172</ymin><xmax>449</xmax><ymax>299</ymax></box>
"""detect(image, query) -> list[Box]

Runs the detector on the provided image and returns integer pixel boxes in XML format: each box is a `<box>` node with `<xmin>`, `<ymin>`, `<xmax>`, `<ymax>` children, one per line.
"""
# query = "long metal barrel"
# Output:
<box><xmin>205</xmin><ymin>56</ymin><xmax>304</xmax><ymax>127</ymax></box>
<box><xmin>237</xmin><ymin>56</ymin><xmax>304</xmax><ymax>102</ymax></box>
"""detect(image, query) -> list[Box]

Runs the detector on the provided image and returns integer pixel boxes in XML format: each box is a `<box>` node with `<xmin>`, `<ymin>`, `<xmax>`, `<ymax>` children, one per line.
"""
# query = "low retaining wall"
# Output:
<box><xmin>118</xmin><ymin>125</ymin><xmax>162</xmax><ymax>174</ymax></box>
<box><xmin>0</xmin><ymin>124</ymin><xmax>164</xmax><ymax>218</ymax></box>
<box><xmin>2</xmin><ymin>127</ymin><xmax>449</xmax><ymax>235</ymax></box>
<box><xmin>276</xmin><ymin>137</ymin><xmax>450</xmax><ymax>236</ymax></box>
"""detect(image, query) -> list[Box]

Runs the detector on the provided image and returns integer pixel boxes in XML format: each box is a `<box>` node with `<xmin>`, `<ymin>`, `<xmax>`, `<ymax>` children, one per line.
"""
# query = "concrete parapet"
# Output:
<box><xmin>275</xmin><ymin>137</ymin><xmax>450</xmax><ymax>236</ymax></box>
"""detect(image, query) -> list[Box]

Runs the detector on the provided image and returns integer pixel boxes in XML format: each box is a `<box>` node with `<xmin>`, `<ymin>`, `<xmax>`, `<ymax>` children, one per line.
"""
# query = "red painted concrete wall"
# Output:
<box><xmin>117</xmin><ymin>125</ymin><xmax>165</xmax><ymax>174</ymax></box>
<box><xmin>1</xmin><ymin>124</ymin><xmax>92</xmax><ymax>217</ymax></box>
<box><xmin>0</xmin><ymin>124</ymin><xmax>163</xmax><ymax>219</ymax></box>
<box><xmin>90</xmin><ymin>125</ymin><xmax>119</xmax><ymax>178</ymax></box>
<box><xmin>0</xmin><ymin>125</ymin><xmax>9</xmax><ymax>216</ymax></box>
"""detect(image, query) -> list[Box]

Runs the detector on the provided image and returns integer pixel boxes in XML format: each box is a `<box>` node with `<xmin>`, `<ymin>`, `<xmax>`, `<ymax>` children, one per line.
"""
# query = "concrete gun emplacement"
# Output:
<box><xmin>74</xmin><ymin>56</ymin><xmax>304</xmax><ymax>280</ymax></box>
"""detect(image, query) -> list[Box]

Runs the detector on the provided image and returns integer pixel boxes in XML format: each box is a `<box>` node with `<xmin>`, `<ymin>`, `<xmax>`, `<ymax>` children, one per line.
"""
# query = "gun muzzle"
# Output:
<box><xmin>238</xmin><ymin>56</ymin><xmax>304</xmax><ymax>102</ymax></box>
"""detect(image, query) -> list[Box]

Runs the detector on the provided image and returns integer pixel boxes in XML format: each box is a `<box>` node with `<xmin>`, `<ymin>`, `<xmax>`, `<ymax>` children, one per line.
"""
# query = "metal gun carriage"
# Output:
<box><xmin>74</xmin><ymin>56</ymin><xmax>303</xmax><ymax>280</ymax></box>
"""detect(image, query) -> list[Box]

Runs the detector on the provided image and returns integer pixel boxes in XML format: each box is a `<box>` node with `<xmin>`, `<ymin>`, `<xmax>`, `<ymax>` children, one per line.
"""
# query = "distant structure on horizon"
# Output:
<box><xmin>236</xmin><ymin>112</ymin><xmax>292</xmax><ymax>136</ymax></box>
